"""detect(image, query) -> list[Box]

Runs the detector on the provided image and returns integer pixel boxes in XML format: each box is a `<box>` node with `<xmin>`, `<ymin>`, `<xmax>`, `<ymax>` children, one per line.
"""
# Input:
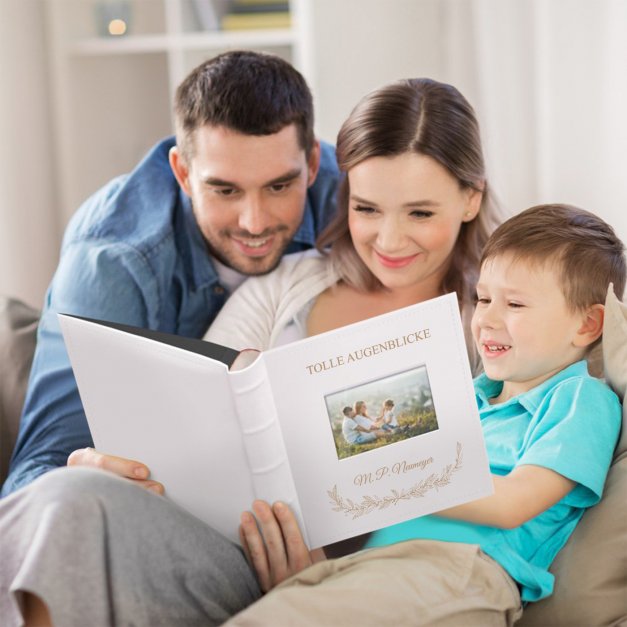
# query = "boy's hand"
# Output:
<box><xmin>239</xmin><ymin>500</ymin><xmax>324</xmax><ymax>592</ymax></box>
<box><xmin>67</xmin><ymin>448</ymin><xmax>165</xmax><ymax>494</ymax></box>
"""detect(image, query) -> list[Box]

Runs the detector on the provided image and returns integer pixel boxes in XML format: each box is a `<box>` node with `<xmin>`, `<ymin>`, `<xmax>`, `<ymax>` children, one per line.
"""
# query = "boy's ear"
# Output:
<box><xmin>573</xmin><ymin>304</ymin><xmax>605</xmax><ymax>348</ymax></box>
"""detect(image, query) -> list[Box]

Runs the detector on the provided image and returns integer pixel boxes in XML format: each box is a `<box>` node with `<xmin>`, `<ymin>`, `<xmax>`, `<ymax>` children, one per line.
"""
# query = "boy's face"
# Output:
<box><xmin>471</xmin><ymin>254</ymin><xmax>588</xmax><ymax>398</ymax></box>
<box><xmin>170</xmin><ymin>124</ymin><xmax>320</xmax><ymax>276</ymax></box>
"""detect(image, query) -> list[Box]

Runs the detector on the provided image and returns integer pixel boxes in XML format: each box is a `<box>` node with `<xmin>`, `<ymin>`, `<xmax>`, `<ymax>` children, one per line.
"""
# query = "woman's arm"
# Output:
<box><xmin>239</xmin><ymin>501</ymin><xmax>325</xmax><ymax>593</ymax></box>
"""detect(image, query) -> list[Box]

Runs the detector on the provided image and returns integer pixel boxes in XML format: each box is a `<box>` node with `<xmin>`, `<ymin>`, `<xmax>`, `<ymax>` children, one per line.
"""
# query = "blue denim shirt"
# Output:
<box><xmin>2</xmin><ymin>136</ymin><xmax>340</xmax><ymax>496</ymax></box>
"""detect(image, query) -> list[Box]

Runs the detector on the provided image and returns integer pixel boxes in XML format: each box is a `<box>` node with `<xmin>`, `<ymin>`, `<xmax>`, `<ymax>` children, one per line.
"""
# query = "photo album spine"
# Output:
<box><xmin>229</xmin><ymin>358</ymin><xmax>308</xmax><ymax>545</ymax></box>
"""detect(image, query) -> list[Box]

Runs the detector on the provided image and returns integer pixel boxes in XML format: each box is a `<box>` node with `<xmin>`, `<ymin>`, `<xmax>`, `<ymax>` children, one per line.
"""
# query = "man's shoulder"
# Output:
<box><xmin>64</xmin><ymin>137</ymin><xmax>182</xmax><ymax>253</ymax></box>
<box><xmin>318</xmin><ymin>140</ymin><xmax>339</xmax><ymax>174</ymax></box>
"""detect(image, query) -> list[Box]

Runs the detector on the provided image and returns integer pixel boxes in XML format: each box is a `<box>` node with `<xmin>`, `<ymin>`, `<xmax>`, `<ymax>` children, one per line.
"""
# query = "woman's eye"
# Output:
<box><xmin>476</xmin><ymin>297</ymin><xmax>490</xmax><ymax>305</ymax></box>
<box><xmin>410</xmin><ymin>210</ymin><xmax>434</xmax><ymax>219</ymax></box>
<box><xmin>352</xmin><ymin>204</ymin><xmax>377</xmax><ymax>214</ymax></box>
<box><xmin>508</xmin><ymin>302</ymin><xmax>524</xmax><ymax>309</ymax></box>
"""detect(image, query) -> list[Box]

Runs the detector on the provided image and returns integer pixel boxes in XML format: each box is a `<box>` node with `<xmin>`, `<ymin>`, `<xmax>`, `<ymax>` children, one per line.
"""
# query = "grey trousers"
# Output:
<box><xmin>0</xmin><ymin>467</ymin><xmax>261</xmax><ymax>627</ymax></box>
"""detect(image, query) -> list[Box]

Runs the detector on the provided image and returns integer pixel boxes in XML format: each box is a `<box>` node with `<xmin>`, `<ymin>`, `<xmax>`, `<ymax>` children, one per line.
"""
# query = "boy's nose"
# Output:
<box><xmin>477</xmin><ymin>305</ymin><xmax>501</xmax><ymax>329</ymax></box>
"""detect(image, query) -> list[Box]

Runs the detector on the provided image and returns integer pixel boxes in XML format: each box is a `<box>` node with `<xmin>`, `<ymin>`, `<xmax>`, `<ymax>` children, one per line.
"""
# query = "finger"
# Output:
<box><xmin>133</xmin><ymin>480</ymin><xmax>165</xmax><ymax>495</ymax></box>
<box><xmin>272</xmin><ymin>502</ymin><xmax>312</xmax><ymax>573</ymax></box>
<box><xmin>252</xmin><ymin>500</ymin><xmax>290</xmax><ymax>584</ymax></box>
<box><xmin>67</xmin><ymin>448</ymin><xmax>151</xmax><ymax>480</ymax></box>
<box><xmin>240</xmin><ymin>511</ymin><xmax>272</xmax><ymax>592</ymax></box>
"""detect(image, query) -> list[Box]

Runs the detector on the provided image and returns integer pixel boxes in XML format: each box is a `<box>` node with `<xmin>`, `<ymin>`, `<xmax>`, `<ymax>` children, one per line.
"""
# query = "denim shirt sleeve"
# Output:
<box><xmin>1</xmin><ymin>239</ymin><xmax>159</xmax><ymax>496</ymax></box>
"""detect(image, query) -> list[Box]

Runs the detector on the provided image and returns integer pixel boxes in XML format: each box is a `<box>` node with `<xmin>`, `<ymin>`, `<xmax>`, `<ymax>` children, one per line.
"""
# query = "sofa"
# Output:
<box><xmin>0</xmin><ymin>292</ymin><xmax>625</xmax><ymax>626</ymax></box>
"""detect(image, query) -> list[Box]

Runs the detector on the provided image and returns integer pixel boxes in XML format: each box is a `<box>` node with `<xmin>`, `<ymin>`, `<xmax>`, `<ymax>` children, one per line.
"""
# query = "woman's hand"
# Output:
<box><xmin>67</xmin><ymin>448</ymin><xmax>164</xmax><ymax>494</ymax></box>
<box><xmin>239</xmin><ymin>500</ymin><xmax>325</xmax><ymax>593</ymax></box>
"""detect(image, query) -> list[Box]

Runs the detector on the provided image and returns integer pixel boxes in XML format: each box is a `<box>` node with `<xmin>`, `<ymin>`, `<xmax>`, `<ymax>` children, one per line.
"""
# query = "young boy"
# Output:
<box><xmin>378</xmin><ymin>398</ymin><xmax>398</xmax><ymax>431</ymax></box>
<box><xmin>230</xmin><ymin>204</ymin><xmax>625</xmax><ymax>625</ymax></box>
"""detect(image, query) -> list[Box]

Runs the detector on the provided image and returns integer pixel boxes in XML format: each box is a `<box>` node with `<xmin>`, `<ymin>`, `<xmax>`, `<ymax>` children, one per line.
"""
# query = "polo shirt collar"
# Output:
<box><xmin>475</xmin><ymin>360</ymin><xmax>589</xmax><ymax>413</ymax></box>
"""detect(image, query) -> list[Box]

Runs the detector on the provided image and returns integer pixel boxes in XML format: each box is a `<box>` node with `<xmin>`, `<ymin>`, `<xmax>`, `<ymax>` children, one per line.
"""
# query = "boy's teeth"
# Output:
<box><xmin>487</xmin><ymin>345</ymin><xmax>510</xmax><ymax>352</ymax></box>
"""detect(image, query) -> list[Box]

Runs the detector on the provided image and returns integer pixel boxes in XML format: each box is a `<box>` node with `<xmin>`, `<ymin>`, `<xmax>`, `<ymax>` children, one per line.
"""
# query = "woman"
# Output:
<box><xmin>2</xmin><ymin>78</ymin><xmax>502</xmax><ymax>627</ymax></box>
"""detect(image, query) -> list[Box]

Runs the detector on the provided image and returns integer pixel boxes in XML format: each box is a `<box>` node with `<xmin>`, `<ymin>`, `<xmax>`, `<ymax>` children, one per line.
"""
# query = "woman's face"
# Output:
<box><xmin>347</xmin><ymin>153</ymin><xmax>481</xmax><ymax>296</ymax></box>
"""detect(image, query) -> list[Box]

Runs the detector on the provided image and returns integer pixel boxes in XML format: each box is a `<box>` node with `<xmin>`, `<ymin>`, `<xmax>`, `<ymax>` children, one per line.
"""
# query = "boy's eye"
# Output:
<box><xmin>508</xmin><ymin>302</ymin><xmax>524</xmax><ymax>309</ymax></box>
<box><xmin>476</xmin><ymin>297</ymin><xmax>490</xmax><ymax>305</ymax></box>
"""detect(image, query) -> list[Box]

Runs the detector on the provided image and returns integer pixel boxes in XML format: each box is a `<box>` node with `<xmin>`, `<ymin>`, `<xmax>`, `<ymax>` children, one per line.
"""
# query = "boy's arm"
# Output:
<box><xmin>438</xmin><ymin>465</ymin><xmax>576</xmax><ymax>529</ymax></box>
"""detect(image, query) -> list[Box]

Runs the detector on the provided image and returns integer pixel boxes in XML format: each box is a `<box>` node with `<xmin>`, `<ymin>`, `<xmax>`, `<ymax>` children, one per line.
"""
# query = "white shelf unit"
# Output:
<box><xmin>45</xmin><ymin>0</ymin><xmax>308</xmax><ymax>223</ymax></box>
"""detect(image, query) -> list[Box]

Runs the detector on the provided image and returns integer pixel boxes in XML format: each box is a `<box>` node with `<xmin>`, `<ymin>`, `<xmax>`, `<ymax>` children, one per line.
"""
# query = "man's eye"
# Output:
<box><xmin>215</xmin><ymin>188</ymin><xmax>238</xmax><ymax>197</ymax></box>
<box><xmin>269</xmin><ymin>183</ymin><xmax>290</xmax><ymax>193</ymax></box>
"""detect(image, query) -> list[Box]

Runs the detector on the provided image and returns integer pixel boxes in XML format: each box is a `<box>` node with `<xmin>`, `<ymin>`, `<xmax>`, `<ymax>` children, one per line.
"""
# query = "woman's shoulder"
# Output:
<box><xmin>273</xmin><ymin>249</ymin><xmax>334</xmax><ymax>281</ymax></box>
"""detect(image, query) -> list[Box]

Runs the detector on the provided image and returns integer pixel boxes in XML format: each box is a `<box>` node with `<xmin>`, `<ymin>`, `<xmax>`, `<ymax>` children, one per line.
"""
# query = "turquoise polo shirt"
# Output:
<box><xmin>366</xmin><ymin>361</ymin><xmax>621</xmax><ymax>602</ymax></box>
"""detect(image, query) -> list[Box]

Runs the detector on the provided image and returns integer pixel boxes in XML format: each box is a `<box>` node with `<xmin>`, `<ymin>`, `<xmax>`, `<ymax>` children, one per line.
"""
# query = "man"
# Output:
<box><xmin>1</xmin><ymin>50</ymin><xmax>339</xmax><ymax>497</ymax></box>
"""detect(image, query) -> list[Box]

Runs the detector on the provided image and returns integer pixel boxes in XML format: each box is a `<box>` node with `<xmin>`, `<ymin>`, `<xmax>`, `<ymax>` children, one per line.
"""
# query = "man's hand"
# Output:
<box><xmin>239</xmin><ymin>500</ymin><xmax>325</xmax><ymax>593</ymax></box>
<box><xmin>67</xmin><ymin>448</ymin><xmax>164</xmax><ymax>494</ymax></box>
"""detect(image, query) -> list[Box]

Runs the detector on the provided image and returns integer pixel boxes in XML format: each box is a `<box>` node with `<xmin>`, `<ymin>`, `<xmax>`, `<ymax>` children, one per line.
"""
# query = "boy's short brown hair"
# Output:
<box><xmin>481</xmin><ymin>204</ymin><xmax>626</xmax><ymax>311</ymax></box>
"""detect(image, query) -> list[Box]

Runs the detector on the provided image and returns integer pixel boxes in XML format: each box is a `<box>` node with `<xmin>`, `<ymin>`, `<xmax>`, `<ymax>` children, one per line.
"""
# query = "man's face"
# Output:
<box><xmin>170</xmin><ymin>124</ymin><xmax>320</xmax><ymax>275</ymax></box>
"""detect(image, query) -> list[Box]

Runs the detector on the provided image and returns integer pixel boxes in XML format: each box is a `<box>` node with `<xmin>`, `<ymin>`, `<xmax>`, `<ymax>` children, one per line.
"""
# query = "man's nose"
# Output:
<box><xmin>238</xmin><ymin>196</ymin><xmax>270</xmax><ymax>235</ymax></box>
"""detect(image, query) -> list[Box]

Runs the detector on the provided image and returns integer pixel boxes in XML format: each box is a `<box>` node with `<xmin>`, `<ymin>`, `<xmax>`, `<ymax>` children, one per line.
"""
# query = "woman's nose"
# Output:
<box><xmin>376</xmin><ymin>216</ymin><xmax>406</xmax><ymax>252</ymax></box>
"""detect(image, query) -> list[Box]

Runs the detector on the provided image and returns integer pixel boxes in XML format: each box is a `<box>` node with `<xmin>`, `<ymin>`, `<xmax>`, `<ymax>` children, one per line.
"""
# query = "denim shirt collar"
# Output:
<box><xmin>475</xmin><ymin>360</ymin><xmax>589</xmax><ymax>413</ymax></box>
<box><xmin>177</xmin><ymin>191</ymin><xmax>219</xmax><ymax>292</ymax></box>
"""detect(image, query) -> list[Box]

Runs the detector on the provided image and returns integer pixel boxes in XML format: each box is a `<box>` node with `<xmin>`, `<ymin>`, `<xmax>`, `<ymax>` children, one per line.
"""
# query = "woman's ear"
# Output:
<box><xmin>169</xmin><ymin>146</ymin><xmax>192</xmax><ymax>196</ymax></box>
<box><xmin>462</xmin><ymin>184</ymin><xmax>484</xmax><ymax>222</ymax></box>
<box><xmin>573</xmin><ymin>304</ymin><xmax>605</xmax><ymax>348</ymax></box>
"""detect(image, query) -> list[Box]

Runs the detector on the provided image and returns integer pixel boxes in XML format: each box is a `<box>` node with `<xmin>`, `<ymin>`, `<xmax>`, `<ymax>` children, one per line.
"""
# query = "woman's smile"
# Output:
<box><xmin>374</xmin><ymin>250</ymin><xmax>421</xmax><ymax>268</ymax></box>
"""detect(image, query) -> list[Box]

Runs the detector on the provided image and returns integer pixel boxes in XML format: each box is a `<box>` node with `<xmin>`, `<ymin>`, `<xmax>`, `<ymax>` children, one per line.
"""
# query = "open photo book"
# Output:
<box><xmin>58</xmin><ymin>292</ymin><xmax>492</xmax><ymax>549</ymax></box>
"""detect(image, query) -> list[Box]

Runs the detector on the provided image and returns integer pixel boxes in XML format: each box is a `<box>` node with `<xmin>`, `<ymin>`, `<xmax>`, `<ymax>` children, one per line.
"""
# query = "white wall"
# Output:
<box><xmin>0</xmin><ymin>0</ymin><xmax>60</xmax><ymax>307</ymax></box>
<box><xmin>307</xmin><ymin>0</ymin><xmax>444</xmax><ymax>144</ymax></box>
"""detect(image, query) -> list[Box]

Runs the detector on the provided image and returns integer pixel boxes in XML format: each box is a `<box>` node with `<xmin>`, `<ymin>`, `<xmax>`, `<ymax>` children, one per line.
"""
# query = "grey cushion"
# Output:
<box><xmin>0</xmin><ymin>297</ymin><xmax>39</xmax><ymax>485</ymax></box>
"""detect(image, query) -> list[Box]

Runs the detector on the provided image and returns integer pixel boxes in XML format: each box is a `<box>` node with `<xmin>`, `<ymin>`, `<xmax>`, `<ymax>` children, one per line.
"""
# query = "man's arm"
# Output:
<box><xmin>1</xmin><ymin>241</ymin><xmax>157</xmax><ymax>496</ymax></box>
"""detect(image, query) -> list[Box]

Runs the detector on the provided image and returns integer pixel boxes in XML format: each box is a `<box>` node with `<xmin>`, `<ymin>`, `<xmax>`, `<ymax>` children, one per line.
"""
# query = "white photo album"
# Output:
<box><xmin>59</xmin><ymin>292</ymin><xmax>492</xmax><ymax>548</ymax></box>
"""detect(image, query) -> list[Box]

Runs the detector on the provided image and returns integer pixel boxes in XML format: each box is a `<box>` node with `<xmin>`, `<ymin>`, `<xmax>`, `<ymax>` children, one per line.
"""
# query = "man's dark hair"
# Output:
<box><xmin>174</xmin><ymin>50</ymin><xmax>314</xmax><ymax>160</ymax></box>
